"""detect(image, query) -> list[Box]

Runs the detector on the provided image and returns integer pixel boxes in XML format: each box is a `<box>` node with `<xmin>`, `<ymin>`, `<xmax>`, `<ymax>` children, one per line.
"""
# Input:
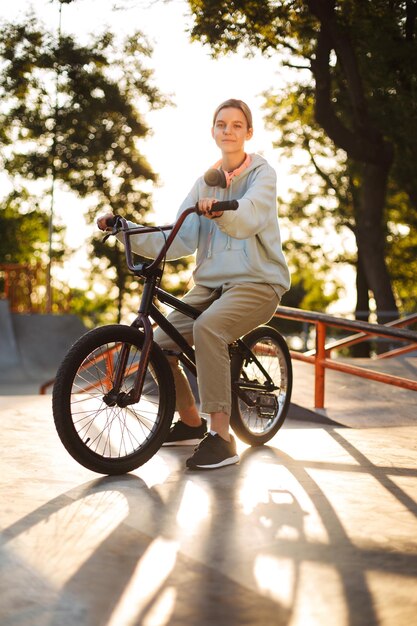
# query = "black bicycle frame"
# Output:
<box><xmin>109</xmin><ymin>206</ymin><xmax>278</xmax><ymax>407</ymax></box>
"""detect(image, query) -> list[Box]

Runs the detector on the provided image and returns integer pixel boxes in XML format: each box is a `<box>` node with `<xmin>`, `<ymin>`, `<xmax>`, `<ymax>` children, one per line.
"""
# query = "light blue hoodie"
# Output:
<box><xmin>119</xmin><ymin>153</ymin><xmax>290</xmax><ymax>298</ymax></box>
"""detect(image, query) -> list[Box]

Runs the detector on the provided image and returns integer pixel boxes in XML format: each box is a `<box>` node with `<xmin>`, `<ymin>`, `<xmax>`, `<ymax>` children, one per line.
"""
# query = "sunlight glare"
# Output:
<box><xmin>107</xmin><ymin>537</ymin><xmax>178</xmax><ymax>626</ymax></box>
<box><xmin>142</xmin><ymin>586</ymin><xmax>177</xmax><ymax>626</ymax></box>
<box><xmin>136</xmin><ymin>456</ymin><xmax>171</xmax><ymax>488</ymax></box>
<box><xmin>176</xmin><ymin>480</ymin><xmax>211</xmax><ymax>532</ymax></box>
<box><xmin>238</xmin><ymin>460</ymin><xmax>330</xmax><ymax>544</ymax></box>
<box><xmin>238</xmin><ymin>462</ymin><xmax>276</xmax><ymax>515</ymax></box>
<box><xmin>253</xmin><ymin>553</ymin><xmax>295</xmax><ymax>608</ymax></box>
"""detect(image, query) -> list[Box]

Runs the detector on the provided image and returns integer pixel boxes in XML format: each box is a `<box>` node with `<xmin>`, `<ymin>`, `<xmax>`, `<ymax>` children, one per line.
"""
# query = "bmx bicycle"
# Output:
<box><xmin>52</xmin><ymin>201</ymin><xmax>293</xmax><ymax>475</ymax></box>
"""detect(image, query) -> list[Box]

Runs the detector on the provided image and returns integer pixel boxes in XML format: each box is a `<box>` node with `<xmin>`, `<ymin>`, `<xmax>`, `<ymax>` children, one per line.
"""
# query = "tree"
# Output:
<box><xmin>0</xmin><ymin>190</ymin><xmax>50</xmax><ymax>265</ymax></box>
<box><xmin>186</xmin><ymin>0</ymin><xmax>417</xmax><ymax>322</ymax></box>
<box><xmin>0</xmin><ymin>11</ymin><xmax>169</xmax><ymax>319</ymax></box>
<box><xmin>263</xmin><ymin>84</ymin><xmax>351</xmax><ymax>303</ymax></box>
<box><xmin>263</xmin><ymin>76</ymin><xmax>417</xmax><ymax>318</ymax></box>
<box><xmin>263</xmin><ymin>82</ymin><xmax>416</xmax><ymax>354</ymax></box>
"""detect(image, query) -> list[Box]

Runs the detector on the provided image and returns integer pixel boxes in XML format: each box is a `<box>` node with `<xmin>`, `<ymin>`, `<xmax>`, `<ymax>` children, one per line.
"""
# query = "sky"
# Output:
<box><xmin>0</xmin><ymin>0</ymin><xmax>356</xmax><ymax>311</ymax></box>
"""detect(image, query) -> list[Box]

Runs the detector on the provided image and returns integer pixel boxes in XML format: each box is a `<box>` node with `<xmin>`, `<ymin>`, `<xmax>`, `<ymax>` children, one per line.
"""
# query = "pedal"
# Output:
<box><xmin>243</xmin><ymin>390</ymin><xmax>278</xmax><ymax>418</ymax></box>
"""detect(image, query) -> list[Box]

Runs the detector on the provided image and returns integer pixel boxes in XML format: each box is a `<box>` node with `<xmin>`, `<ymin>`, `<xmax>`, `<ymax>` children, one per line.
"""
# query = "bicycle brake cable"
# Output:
<box><xmin>155</xmin><ymin>226</ymin><xmax>168</xmax><ymax>287</ymax></box>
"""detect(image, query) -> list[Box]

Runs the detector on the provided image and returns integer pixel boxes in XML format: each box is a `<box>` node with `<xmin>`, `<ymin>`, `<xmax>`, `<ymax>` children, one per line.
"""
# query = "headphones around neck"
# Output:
<box><xmin>204</xmin><ymin>154</ymin><xmax>251</xmax><ymax>188</ymax></box>
<box><xmin>204</xmin><ymin>167</ymin><xmax>227</xmax><ymax>188</ymax></box>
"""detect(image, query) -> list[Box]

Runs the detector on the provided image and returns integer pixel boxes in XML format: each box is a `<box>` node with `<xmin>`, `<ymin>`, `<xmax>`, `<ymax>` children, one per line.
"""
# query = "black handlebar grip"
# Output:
<box><xmin>210</xmin><ymin>199</ymin><xmax>239</xmax><ymax>212</ymax></box>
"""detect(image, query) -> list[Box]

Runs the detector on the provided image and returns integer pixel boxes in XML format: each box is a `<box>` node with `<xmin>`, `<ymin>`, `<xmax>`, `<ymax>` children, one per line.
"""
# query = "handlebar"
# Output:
<box><xmin>105</xmin><ymin>199</ymin><xmax>239</xmax><ymax>274</ymax></box>
<box><xmin>104</xmin><ymin>199</ymin><xmax>238</xmax><ymax>230</ymax></box>
<box><xmin>197</xmin><ymin>199</ymin><xmax>239</xmax><ymax>213</ymax></box>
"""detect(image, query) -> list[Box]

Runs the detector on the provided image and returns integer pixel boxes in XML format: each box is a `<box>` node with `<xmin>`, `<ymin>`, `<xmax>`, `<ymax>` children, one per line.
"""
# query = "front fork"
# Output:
<box><xmin>102</xmin><ymin>314</ymin><xmax>153</xmax><ymax>408</ymax></box>
<box><xmin>103</xmin><ymin>275</ymin><xmax>158</xmax><ymax>408</ymax></box>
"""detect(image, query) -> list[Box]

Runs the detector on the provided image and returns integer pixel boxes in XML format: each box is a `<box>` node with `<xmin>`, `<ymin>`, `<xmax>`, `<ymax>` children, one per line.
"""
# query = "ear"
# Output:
<box><xmin>246</xmin><ymin>127</ymin><xmax>253</xmax><ymax>140</ymax></box>
<box><xmin>211</xmin><ymin>127</ymin><xmax>215</xmax><ymax>139</ymax></box>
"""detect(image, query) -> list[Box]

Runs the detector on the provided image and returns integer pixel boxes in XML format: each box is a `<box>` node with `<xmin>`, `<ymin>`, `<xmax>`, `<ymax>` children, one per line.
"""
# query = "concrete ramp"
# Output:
<box><xmin>0</xmin><ymin>302</ymin><xmax>87</xmax><ymax>392</ymax></box>
<box><xmin>0</xmin><ymin>299</ymin><xmax>20</xmax><ymax>370</ymax></box>
<box><xmin>12</xmin><ymin>313</ymin><xmax>87</xmax><ymax>377</ymax></box>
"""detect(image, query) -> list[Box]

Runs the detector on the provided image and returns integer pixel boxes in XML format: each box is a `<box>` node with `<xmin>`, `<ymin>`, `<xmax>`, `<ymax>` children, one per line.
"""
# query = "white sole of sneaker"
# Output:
<box><xmin>190</xmin><ymin>454</ymin><xmax>240</xmax><ymax>469</ymax></box>
<box><xmin>162</xmin><ymin>439</ymin><xmax>203</xmax><ymax>447</ymax></box>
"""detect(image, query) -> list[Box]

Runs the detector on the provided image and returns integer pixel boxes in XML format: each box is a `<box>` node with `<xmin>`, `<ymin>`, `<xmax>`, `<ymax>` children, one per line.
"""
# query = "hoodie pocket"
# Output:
<box><xmin>211</xmin><ymin>231</ymin><xmax>247</xmax><ymax>254</ymax></box>
<box><xmin>195</xmin><ymin>248</ymin><xmax>251</xmax><ymax>283</ymax></box>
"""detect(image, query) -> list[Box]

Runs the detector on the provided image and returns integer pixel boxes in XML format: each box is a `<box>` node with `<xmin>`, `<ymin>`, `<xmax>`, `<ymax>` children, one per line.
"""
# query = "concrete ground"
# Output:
<box><xmin>1</xmin><ymin>356</ymin><xmax>416</xmax><ymax>626</ymax></box>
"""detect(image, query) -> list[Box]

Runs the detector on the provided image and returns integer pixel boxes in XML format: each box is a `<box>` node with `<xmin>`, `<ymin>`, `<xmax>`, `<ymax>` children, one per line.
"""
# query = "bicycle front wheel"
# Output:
<box><xmin>53</xmin><ymin>325</ymin><xmax>175</xmax><ymax>475</ymax></box>
<box><xmin>230</xmin><ymin>325</ymin><xmax>292</xmax><ymax>445</ymax></box>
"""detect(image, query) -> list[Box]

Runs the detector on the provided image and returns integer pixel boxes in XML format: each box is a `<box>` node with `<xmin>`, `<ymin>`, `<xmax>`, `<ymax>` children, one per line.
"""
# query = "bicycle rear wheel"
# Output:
<box><xmin>230</xmin><ymin>325</ymin><xmax>292</xmax><ymax>445</ymax></box>
<box><xmin>53</xmin><ymin>325</ymin><xmax>175</xmax><ymax>475</ymax></box>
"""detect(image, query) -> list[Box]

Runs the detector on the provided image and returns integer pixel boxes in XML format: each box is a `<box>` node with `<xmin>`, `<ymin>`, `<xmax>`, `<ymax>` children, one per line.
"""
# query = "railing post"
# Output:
<box><xmin>315</xmin><ymin>321</ymin><xmax>326</xmax><ymax>409</ymax></box>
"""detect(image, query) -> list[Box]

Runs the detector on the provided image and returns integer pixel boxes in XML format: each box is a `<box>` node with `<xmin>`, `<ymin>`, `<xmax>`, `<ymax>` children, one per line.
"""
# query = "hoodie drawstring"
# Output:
<box><xmin>207</xmin><ymin>223</ymin><xmax>214</xmax><ymax>258</ymax></box>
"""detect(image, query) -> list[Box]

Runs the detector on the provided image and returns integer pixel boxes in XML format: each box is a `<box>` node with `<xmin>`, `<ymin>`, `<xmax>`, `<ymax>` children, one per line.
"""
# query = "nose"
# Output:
<box><xmin>223</xmin><ymin>124</ymin><xmax>232</xmax><ymax>134</ymax></box>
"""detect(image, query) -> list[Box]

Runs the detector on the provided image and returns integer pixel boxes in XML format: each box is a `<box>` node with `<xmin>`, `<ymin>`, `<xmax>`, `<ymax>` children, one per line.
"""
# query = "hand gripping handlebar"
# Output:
<box><xmin>196</xmin><ymin>199</ymin><xmax>239</xmax><ymax>214</ymax></box>
<box><xmin>104</xmin><ymin>199</ymin><xmax>238</xmax><ymax>230</ymax></box>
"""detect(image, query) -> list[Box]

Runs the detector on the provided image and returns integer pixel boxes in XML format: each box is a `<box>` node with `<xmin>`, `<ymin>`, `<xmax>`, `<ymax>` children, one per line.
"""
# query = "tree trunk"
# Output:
<box><xmin>309</xmin><ymin>3</ymin><xmax>398</xmax><ymax>324</ymax></box>
<box><xmin>353</xmin><ymin>249</ymin><xmax>371</xmax><ymax>357</ymax></box>
<box><xmin>356</xmin><ymin>161</ymin><xmax>398</xmax><ymax>324</ymax></box>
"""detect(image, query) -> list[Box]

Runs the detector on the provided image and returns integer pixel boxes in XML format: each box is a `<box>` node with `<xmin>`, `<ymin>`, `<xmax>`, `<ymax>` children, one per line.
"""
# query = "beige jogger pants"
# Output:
<box><xmin>154</xmin><ymin>282</ymin><xmax>280</xmax><ymax>415</ymax></box>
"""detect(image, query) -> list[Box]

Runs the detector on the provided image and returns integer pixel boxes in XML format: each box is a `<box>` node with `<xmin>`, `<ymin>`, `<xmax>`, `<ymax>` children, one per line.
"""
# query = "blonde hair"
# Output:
<box><xmin>213</xmin><ymin>99</ymin><xmax>253</xmax><ymax>130</ymax></box>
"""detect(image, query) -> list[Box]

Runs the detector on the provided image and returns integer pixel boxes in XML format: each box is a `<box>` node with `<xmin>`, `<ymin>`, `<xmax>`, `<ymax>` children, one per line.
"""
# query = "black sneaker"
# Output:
<box><xmin>186</xmin><ymin>433</ymin><xmax>239</xmax><ymax>470</ymax></box>
<box><xmin>163</xmin><ymin>418</ymin><xmax>207</xmax><ymax>446</ymax></box>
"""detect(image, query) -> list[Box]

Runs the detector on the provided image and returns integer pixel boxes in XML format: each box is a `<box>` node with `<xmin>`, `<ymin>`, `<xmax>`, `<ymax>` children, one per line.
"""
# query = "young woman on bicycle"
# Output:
<box><xmin>97</xmin><ymin>98</ymin><xmax>290</xmax><ymax>470</ymax></box>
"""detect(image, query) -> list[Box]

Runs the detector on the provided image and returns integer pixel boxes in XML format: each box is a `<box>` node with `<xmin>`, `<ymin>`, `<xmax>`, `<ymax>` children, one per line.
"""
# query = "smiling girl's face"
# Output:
<box><xmin>211</xmin><ymin>107</ymin><xmax>253</xmax><ymax>159</ymax></box>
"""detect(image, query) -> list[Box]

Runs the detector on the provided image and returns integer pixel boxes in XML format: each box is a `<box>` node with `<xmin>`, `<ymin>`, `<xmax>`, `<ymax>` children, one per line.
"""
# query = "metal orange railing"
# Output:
<box><xmin>274</xmin><ymin>306</ymin><xmax>417</xmax><ymax>410</ymax></box>
<box><xmin>41</xmin><ymin>306</ymin><xmax>417</xmax><ymax>411</ymax></box>
<box><xmin>302</xmin><ymin>311</ymin><xmax>417</xmax><ymax>359</ymax></box>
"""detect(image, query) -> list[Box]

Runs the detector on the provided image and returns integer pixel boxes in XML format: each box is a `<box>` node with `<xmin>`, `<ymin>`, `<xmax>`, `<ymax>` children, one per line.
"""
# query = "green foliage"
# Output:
<box><xmin>385</xmin><ymin>186</ymin><xmax>417</xmax><ymax>313</ymax></box>
<box><xmin>54</xmin><ymin>283</ymin><xmax>117</xmax><ymax>327</ymax></box>
<box><xmin>0</xmin><ymin>17</ymin><xmax>167</xmax><ymax>206</ymax></box>
<box><xmin>281</xmin><ymin>264</ymin><xmax>340</xmax><ymax>312</ymax></box>
<box><xmin>263</xmin><ymin>69</ymin><xmax>417</xmax><ymax>316</ymax></box>
<box><xmin>188</xmin><ymin>0</ymin><xmax>315</xmax><ymax>56</ymax></box>
<box><xmin>264</xmin><ymin>84</ymin><xmax>354</xmax><ymax>230</ymax></box>
<box><xmin>0</xmin><ymin>11</ymin><xmax>173</xmax><ymax>319</ymax></box>
<box><xmin>263</xmin><ymin>84</ymin><xmax>353</xmax><ymax>311</ymax></box>
<box><xmin>0</xmin><ymin>190</ymin><xmax>49</xmax><ymax>264</ymax></box>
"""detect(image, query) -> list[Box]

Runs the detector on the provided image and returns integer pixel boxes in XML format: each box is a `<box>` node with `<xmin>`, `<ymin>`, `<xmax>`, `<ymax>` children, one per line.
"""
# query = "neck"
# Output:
<box><xmin>221</xmin><ymin>151</ymin><xmax>247</xmax><ymax>173</ymax></box>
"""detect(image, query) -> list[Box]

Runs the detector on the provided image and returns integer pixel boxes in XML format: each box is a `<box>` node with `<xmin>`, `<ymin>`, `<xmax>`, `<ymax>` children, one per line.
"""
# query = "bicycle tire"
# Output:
<box><xmin>52</xmin><ymin>324</ymin><xmax>175</xmax><ymax>475</ymax></box>
<box><xmin>230</xmin><ymin>325</ymin><xmax>292</xmax><ymax>445</ymax></box>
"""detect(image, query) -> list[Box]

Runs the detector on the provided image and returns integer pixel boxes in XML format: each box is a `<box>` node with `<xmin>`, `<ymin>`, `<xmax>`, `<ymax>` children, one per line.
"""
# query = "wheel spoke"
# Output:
<box><xmin>53</xmin><ymin>326</ymin><xmax>175</xmax><ymax>473</ymax></box>
<box><xmin>232</xmin><ymin>328</ymin><xmax>292</xmax><ymax>442</ymax></box>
